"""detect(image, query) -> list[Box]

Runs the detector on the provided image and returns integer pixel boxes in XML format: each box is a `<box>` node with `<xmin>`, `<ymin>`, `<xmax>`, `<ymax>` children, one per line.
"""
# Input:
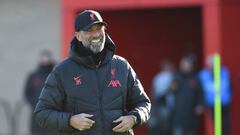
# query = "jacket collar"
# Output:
<box><xmin>69</xmin><ymin>34</ymin><xmax>116</xmax><ymax>68</ymax></box>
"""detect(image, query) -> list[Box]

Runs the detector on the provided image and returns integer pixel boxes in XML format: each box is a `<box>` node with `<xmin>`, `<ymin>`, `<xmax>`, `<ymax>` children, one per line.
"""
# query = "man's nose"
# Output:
<box><xmin>93</xmin><ymin>30</ymin><xmax>101</xmax><ymax>37</ymax></box>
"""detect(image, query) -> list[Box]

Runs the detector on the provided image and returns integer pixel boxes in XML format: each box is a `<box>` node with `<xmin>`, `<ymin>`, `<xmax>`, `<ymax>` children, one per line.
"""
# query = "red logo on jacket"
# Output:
<box><xmin>73</xmin><ymin>76</ymin><xmax>81</xmax><ymax>86</ymax></box>
<box><xmin>111</xmin><ymin>68</ymin><xmax>116</xmax><ymax>78</ymax></box>
<box><xmin>108</xmin><ymin>68</ymin><xmax>121</xmax><ymax>88</ymax></box>
<box><xmin>108</xmin><ymin>80</ymin><xmax>122</xmax><ymax>87</ymax></box>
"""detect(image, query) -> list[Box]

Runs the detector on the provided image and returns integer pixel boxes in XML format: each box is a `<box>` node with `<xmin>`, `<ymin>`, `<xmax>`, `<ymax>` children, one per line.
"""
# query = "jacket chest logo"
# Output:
<box><xmin>73</xmin><ymin>75</ymin><xmax>82</xmax><ymax>86</ymax></box>
<box><xmin>108</xmin><ymin>68</ymin><xmax>122</xmax><ymax>88</ymax></box>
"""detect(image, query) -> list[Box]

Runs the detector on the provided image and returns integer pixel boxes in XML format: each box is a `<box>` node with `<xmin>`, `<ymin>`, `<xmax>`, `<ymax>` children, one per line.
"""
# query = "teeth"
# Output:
<box><xmin>91</xmin><ymin>39</ymin><xmax>100</xmax><ymax>43</ymax></box>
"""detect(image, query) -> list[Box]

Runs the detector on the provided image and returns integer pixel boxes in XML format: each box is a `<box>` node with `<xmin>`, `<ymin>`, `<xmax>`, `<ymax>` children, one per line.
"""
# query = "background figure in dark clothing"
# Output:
<box><xmin>24</xmin><ymin>50</ymin><xmax>55</xmax><ymax>135</ymax></box>
<box><xmin>171</xmin><ymin>54</ymin><xmax>203</xmax><ymax>135</ymax></box>
<box><xmin>149</xmin><ymin>59</ymin><xmax>175</xmax><ymax>135</ymax></box>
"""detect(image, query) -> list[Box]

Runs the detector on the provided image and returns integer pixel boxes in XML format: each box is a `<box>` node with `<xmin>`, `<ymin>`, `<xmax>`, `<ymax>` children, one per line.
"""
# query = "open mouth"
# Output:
<box><xmin>91</xmin><ymin>39</ymin><xmax>101</xmax><ymax>43</ymax></box>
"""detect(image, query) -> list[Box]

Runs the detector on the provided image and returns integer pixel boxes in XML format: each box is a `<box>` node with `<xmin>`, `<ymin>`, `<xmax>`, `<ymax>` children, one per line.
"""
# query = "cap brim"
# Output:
<box><xmin>82</xmin><ymin>21</ymin><xmax>107</xmax><ymax>31</ymax></box>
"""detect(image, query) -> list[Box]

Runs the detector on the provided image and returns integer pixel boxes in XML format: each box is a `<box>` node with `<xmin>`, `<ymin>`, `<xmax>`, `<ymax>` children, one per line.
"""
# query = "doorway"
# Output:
<box><xmin>100</xmin><ymin>7</ymin><xmax>203</xmax><ymax>135</ymax></box>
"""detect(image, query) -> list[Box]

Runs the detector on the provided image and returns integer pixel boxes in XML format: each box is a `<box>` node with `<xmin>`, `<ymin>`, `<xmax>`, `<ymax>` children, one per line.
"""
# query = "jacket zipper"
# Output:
<box><xmin>94</xmin><ymin>67</ymin><xmax>105</xmax><ymax>135</ymax></box>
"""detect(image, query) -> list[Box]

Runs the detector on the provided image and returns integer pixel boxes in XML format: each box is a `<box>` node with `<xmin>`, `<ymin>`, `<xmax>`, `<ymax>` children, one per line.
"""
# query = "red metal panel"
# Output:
<box><xmin>61</xmin><ymin>0</ymin><xmax>204</xmax><ymax>58</ymax></box>
<box><xmin>202</xmin><ymin>1</ymin><xmax>222</xmax><ymax>135</ymax></box>
<box><xmin>221</xmin><ymin>4</ymin><xmax>240</xmax><ymax>135</ymax></box>
<box><xmin>64</xmin><ymin>0</ymin><xmax>203</xmax><ymax>10</ymax></box>
<box><xmin>61</xmin><ymin>10</ymin><xmax>75</xmax><ymax>57</ymax></box>
<box><xmin>202</xmin><ymin>0</ymin><xmax>221</xmax><ymax>58</ymax></box>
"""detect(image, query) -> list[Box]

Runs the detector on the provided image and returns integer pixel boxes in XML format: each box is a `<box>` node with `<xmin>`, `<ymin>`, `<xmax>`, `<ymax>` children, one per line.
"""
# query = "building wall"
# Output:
<box><xmin>0</xmin><ymin>0</ymin><xmax>60</xmax><ymax>134</ymax></box>
<box><xmin>221</xmin><ymin>1</ymin><xmax>240</xmax><ymax>135</ymax></box>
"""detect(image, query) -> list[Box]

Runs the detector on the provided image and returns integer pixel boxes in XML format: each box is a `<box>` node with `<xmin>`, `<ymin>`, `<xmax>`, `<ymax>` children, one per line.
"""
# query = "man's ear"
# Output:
<box><xmin>75</xmin><ymin>32</ymin><xmax>82</xmax><ymax>41</ymax></box>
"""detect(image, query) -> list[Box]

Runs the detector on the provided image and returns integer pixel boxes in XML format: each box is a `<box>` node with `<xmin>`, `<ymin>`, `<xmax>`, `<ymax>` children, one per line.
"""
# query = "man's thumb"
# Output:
<box><xmin>113</xmin><ymin>117</ymin><xmax>122</xmax><ymax>123</ymax></box>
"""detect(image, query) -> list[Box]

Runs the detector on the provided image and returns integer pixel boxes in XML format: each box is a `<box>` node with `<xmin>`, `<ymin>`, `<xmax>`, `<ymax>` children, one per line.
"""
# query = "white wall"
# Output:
<box><xmin>0</xmin><ymin>0</ymin><xmax>60</xmax><ymax>134</ymax></box>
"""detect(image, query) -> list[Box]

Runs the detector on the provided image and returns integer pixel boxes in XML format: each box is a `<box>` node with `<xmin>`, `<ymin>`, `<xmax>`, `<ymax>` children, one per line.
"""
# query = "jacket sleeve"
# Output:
<box><xmin>33</xmin><ymin>71</ymin><xmax>75</xmax><ymax>132</ymax></box>
<box><xmin>126</xmin><ymin>63</ymin><xmax>151</xmax><ymax>127</ymax></box>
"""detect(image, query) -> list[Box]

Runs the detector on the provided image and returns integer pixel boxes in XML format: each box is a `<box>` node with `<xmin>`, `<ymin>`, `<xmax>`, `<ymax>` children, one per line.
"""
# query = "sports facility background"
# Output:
<box><xmin>0</xmin><ymin>0</ymin><xmax>239</xmax><ymax>135</ymax></box>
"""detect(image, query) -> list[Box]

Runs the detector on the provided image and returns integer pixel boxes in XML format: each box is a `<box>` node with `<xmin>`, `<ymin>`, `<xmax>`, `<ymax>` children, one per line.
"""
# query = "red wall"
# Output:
<box><xmin>100</xmin><ymin>8</ymin><xmax>203</xmax><ymax>94</ymax></box>
<box><xmin>202</xmin><ymin>0</ymin><xmax>222</xmax><ymax>134</ymax></box>
<box><xmin>221</xmin><ymin>1</ymin><xmax>240</xmax><ymax>135</ymax></box>
<box><xmin>61</xmin><ymin>0</ymin><xmax>204</xmax><ymax>57</ymax></box>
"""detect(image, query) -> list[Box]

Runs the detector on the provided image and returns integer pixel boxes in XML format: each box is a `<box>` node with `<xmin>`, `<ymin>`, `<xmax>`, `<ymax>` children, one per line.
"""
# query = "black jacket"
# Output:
<box><xmin>25</xmin><ymin>64</ymin><xmax>54</xmax><ymax>109</ymax></box>
<box><xmin>24</xmin><ymin>64</ymin><xmax>54</xmax><ymax>134</ymax></box>
<box><xmin>34</xmin><ymin>35</ymin><xmax>151</xmax><ymax>135</ymax></box>
<box><xmin>172</xmin><ymin>71</ymin><xmax>203</xmax><ymax>130</ymax></box>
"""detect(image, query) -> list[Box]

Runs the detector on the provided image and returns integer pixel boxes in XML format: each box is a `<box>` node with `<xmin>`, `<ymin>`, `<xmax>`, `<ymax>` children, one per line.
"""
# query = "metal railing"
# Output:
<box><xmin>0</xmin><ymin>98</ymin><xmax>33</xmax><ymax>135</ymax></box>
<box><xmin>0</xmin><ymin>99</ymin><xmax>12</xmax><ymax>135</ymax></box>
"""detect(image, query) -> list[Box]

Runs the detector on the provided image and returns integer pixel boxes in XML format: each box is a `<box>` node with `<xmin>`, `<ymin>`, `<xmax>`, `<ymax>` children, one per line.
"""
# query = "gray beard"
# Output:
<box><xmin>83</xmin><ymin>38</ymin><xmax>105</xmax><ymax>54</ymax></box>
<box><xmin>89</xmin><ymin>43</ymin><xmax>104</xmax><ymax>53</ymax></box>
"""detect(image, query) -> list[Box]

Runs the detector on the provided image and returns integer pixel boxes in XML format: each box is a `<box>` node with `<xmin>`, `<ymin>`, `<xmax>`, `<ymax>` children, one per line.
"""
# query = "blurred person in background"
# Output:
<box><xmin>149</xmin><ymin>59</ymin><xmax>175</xmax><ymax>135</ymax></box>
<box><xmin>199</xmin><ymin>55</ymin><xmax>232</xmax><ymax>135</ymax></box>
<box><xmin>24</xmin><ymin>50</ymin><xmax>55</xmax><ymax>135</ymax></box>
<box><xmin>33</xmin><ymin>10</ymin><xmax>151</xmax><ymax>135</ymax></box>
<box><xmin>171</xmin><ymin>54</ymin><xmax>204</xmax><ymax>135</ymax></box>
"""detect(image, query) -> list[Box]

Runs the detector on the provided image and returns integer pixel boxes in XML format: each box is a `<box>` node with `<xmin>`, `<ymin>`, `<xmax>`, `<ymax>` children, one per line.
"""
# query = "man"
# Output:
<box><xmin>171</xmin><ymin>54</ymin><xmax>203</xmax><ymax>135</ymax></box>
<box><xmin>34</xmin><ymin>10</ymin><xmax>151</xmax><ymax>135</ymax></box>
<box><xmin>152</xmin><ymin>59</ymin><xmax>175</xmax><ymax>101</ymax></box>
<box><xmin>199</xmin><ymin>55</ymin><xmax>231</xmax><ymax>135</ymax></box>
<box><xmin>24</xmin><ymin>50</ymin><xmax>55</xmax><ymax>135</ymax></box>
<box><xmin>149</xmin><ymin>59</ymin><xmax>175</xmax><ymax>135</ymax></box>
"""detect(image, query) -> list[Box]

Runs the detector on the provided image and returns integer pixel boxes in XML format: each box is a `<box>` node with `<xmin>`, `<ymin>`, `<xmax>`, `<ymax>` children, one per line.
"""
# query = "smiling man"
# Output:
<box><xmin>34</xmin><ymin>10</ymin><xmax>151</xmax><ymax>135</ymax></box>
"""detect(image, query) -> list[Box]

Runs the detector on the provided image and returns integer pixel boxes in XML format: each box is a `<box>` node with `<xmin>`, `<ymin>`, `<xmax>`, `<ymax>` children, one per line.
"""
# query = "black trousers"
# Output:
<box><xmin>210</xmin><ymin>105</ymin><xmax>230</xmax><ymax>135</ymax></box>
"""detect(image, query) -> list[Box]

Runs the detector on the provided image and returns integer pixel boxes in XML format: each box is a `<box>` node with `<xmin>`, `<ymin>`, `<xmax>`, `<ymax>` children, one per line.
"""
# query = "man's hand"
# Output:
<box><xmin>70</xmin><ymin>113</ymin><xmax>95</xmax><ymax>131</ymax></box>
<box><xmin>112</xmin><ymin>115</ymin><xmax>136</xmax><ymax>133</ymax></box>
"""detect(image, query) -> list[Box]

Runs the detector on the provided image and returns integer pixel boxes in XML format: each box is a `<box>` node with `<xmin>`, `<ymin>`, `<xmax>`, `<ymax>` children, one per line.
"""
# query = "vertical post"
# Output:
<box><xmin>213</xmin><ymin>53</ymin><xmax>222</xmax><ymax>135</ymax></box>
